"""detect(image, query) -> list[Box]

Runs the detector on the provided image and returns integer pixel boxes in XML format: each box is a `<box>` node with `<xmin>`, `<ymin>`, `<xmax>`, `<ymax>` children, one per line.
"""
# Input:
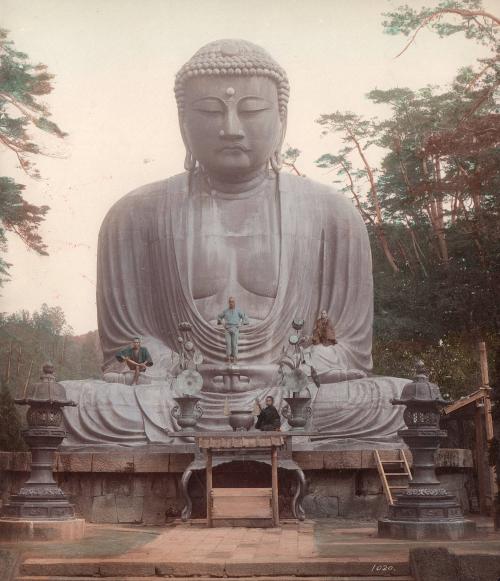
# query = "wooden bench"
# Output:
<box><xmin>211</xmin><ymin>487</ymin><xmax>273</xmax><ymax>527</ymax></box>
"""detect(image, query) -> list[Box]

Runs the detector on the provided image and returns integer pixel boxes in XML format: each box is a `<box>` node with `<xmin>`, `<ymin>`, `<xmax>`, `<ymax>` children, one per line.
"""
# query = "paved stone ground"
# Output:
<box><xmin>1</xmin><ymin>516</ymin><xmax>498</xmax><ymax>579</ymax></box>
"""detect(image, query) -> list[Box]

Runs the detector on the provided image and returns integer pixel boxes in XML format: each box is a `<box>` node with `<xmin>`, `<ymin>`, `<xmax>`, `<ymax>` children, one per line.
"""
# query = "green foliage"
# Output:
<box><xmin>0</xmin><ymin>28</ymin><xmax>66</xmax><ymax>176</ymax></box>
<box><xmin>367</xmin><ymin>79</ymin><xmax>499</xmax><ymax>378</ymax></box>
<box><xmin>283</xmin><ymin>147</ymin><xmax>301</xmax><ymax>164</ymax></box>
<box><xmin>0</xmin><ymin>305</ymin><xmax>102</xmax><ymax>423</ymax></box>
<box><xmin>0</xmin><ymin>380</ymin><xmax>26</xmax><ymax>451</ymax></box>
<box><xmin>373</xmin><ymin>332</ymin><xmax>498</xmax><ymax>399</ymax></box>
<box><xmin>382</xmin><ymin>1</ymin><xmax>499</xmax><ymax>46</ymax></box>
<box><xmin>317</xmin><ymin>112</ymin><xmax>375</xmax><ymax>149</ymax></box>
<box><xmin>0</xmin><ymin>28</ymin><xmax>66</xmax><ymax>286</ymax></box>
<box><xmin>0</xmin><ymin>177</ymin><xmax>49</xmax><ymax>261</ymax></box>
<box><xmin>282</xmin><ymin>146</ymin><xmax>304</xmax><ymax>176</ymax></box>
<box><xmin>315</xmin><ymin>0</ymin><xmax>499</xmax><ymax>396</ymax></box>
<box><xmin>0</xmin><ymin>306</ymin><xmax>102</xmax><ymax>450</ymax></box>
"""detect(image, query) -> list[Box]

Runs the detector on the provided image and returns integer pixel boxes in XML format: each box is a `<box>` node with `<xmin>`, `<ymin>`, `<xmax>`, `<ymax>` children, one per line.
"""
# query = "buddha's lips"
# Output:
<box><xmin>218</xmin><ymin>145</ymin><xmax>250</xmax><ymax>152</ymax></box>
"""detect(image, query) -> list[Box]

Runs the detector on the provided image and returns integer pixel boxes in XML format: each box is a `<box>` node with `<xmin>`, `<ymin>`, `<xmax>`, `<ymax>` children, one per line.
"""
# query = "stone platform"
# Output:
<box><xmin>1</xmin><ymin>517</ymin><xmax>498</xmax><ymax>580</ymax></box>
<box><xmin>0</xmin><ymin>449</ymin><xmax>474</xmax><ymax>525</ymax></box>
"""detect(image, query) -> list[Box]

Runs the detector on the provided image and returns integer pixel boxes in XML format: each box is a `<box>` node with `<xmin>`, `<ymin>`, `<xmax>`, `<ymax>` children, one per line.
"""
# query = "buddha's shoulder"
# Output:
<box><xmin>105</xmin><ymin>173</ymin><xmax>188</xmax><ymax>214</ymax></box>
<box><xmin>280</xmin><ymin>173</ymin><xmax>359</xmax><ymax>219</ymax></box>
<box><xmin>101</xmin><ymin>173</ymin><xmax>188</xmax><ymax>223</ymax></box>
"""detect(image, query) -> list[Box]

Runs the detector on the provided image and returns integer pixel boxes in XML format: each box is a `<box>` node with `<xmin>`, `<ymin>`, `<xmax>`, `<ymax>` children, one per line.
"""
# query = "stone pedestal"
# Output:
<box><xmin>378</xmin><ymin>472</ymin><xmax>476</xmax><ymax>540</ymax></box>
<box><xmin>378</xmin><ymin>362</ymin><xmax>476</xmax><ymax>540</ymax></box>
<box><xmin>1</xmin><ymin>420</ymin><xmax>76</xmax><ymax>521</ymax></box>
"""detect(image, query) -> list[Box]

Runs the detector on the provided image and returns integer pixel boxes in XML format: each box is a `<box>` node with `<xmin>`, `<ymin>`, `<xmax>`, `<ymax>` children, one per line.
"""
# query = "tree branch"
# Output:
<box><xmin>344</xmin><ymin>125</ymin><xmax>383</xmax><ymax>223</ymax></box>
<box><xmin>0</xmin><ymin>134</ymin><xmax>32</xmax><ymax>177</ymax></box>
<box><xmin>0</xmin><ymin>90</ymin><xmax>35</xmax><ymax>114</ymax></box>
<box><xmin>283</xmin><ymin>161</ymin><xmax>302</xmax><ymax>176</ymax></box>
<box><xmin>459</xmin><ymin>79</ymin><xmax>500</xmax><ymax>124</ymax></box>
<box><xmin>464</xmin><ymin>62</ymin><xmax>497</xmax><ymax>92</ymax></box>
<box><xmin>338</xmin><ymin>159</ymin><xmax>375</xmax><ymax>225</ymax></box>
<box><xmin>395</xmin><ymin>8</ymin><xmax>500</xmax><ymax>59</ymax></box>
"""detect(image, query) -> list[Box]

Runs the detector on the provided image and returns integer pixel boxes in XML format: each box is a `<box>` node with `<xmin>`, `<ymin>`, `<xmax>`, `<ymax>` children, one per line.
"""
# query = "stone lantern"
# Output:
<box><xmin>0</xmin><ymin>363</ymin><xmax>85</xmax><ymax>540</ymax></box>
<box><xmin>378</xmin><ymin>361</ymin><xmax>476</xmax><ymax>540</ymax></box>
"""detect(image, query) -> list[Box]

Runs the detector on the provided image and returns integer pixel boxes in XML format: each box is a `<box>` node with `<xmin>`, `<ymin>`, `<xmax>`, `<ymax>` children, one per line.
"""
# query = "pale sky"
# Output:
<box><xmin>1</xmin><ymin>0</ymin><xmax>495</xmax><ymax>334</ymax></box>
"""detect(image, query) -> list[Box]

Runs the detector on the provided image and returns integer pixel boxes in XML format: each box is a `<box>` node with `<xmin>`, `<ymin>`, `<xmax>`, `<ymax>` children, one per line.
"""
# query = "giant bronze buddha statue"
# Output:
<box><xmin>62</xmin><ymin>39</ymin><xmax>406</xmax><ymax>448</ymax></box>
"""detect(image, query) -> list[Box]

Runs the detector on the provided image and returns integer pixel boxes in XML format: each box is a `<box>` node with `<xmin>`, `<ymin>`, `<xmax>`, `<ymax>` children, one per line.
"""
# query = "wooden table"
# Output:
<box><xmin>176</xmin><ymin>432</ymin><xmax>306</xmax><ymax>527</ymax></box>
<box><xmin>198</xmin><ymin>434</ymin><xmax>284</xmax><ymax>527</ymax></box>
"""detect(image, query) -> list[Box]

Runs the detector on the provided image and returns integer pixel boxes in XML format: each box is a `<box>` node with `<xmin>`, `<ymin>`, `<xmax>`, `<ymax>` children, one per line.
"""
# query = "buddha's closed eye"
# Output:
<box><xmin>238</xmin><ymin>97</ymin><xmax>272</xmax><ymax>113</ymax></box>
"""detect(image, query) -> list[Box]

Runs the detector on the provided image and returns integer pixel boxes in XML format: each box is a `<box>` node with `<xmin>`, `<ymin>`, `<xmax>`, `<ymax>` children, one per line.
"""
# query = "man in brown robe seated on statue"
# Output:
<box><xmin>312</xmin><ymin>310</ymin><xmax>337</xmax><ymax>347</ymax></box>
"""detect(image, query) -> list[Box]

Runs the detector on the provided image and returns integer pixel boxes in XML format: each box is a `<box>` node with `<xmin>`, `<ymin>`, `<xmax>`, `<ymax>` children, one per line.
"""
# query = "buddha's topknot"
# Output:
<box><xmin>174</xmin><ymin>39</ymin><xmax>290</xmax><ymax>119</ymax></box>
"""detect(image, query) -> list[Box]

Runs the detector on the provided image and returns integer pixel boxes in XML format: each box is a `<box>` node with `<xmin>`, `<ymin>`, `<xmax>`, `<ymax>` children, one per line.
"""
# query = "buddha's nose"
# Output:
<box><xmin>221</xmin><ymin>109</ymin><xmax>244</xmax><ymax>139</ymax></box>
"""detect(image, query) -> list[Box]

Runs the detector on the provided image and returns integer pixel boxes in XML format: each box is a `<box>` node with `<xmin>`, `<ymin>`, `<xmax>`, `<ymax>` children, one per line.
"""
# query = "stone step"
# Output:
<box><xmin>19</xmin><ymin>559</ymin><xmax>411</xmax><ymax>579</ymax></box>
<box><xmin>17</xmin><ymin>577</ymin><xmax>415</xmax><ymax>581</ymax></box>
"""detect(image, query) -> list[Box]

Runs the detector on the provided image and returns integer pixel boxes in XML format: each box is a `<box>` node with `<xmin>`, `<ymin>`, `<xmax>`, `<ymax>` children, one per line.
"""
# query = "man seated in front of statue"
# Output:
<box><xmin>312</xmin><ymin>309</ymin><xmax>337</xmax><ymax>347</ymax></box>
<box><xmin>217</xmin><ymin>297</ymin><xmax>249</xmax><ymax>364</ymax></box>
<box><xmin>116</xmin><ymin>337</ymin><xmax>153</xmax><ymax>385</ymax></box>
<box><xmin>255</xmin><ymin>396</ymin><xmax>281</xmax><ymax>431</ymax></box>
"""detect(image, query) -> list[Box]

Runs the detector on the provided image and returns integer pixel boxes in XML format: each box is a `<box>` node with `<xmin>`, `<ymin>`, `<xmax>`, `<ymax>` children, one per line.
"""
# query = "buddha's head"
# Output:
<box><xmin>175</xmin><ymin>39</ymin><xmax>289</xmax><ymax>182</ymax></box>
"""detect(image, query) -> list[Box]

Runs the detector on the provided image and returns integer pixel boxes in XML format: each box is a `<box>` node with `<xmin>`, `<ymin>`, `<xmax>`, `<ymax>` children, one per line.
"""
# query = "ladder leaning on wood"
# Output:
<box><xmin>374</xmin><ymin>449</ymin><xmax>412</xmax><ymax>505</ymax></box>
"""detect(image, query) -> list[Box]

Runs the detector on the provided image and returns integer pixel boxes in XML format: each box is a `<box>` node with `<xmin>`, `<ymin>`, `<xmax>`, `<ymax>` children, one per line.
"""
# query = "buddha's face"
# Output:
<box><xmin>181</xmin><ymin>75</ymin><xmax>283</xmax><ymax>181</ymax></box>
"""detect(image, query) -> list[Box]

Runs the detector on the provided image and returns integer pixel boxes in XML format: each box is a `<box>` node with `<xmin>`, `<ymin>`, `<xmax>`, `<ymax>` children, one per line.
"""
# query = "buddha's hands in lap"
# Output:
<box><xmin>317</xmin><ymin>368</ymin><xmax>367</xmax><ymax>384</ymax></box>
<box><xmin>305</xmin><ymin>343</ymin><xmax>367</xmax><ymax>384</ymax></box>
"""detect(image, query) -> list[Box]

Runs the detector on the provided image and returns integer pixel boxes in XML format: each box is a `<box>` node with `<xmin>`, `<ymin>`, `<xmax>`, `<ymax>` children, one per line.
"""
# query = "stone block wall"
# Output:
<box><xmin>0</xmin><ymin>448</ymin><xmax>474</xmax><ymax>524</ymax></box>
<box><xmin>0</xmin><ymin>450</ymin><xmax>191</xmax><ymax>526</ymax></box>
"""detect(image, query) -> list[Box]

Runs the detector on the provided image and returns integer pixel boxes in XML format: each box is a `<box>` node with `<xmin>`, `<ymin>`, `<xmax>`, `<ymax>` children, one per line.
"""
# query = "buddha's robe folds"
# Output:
<box><xmin>97</xmin><ymin>171</ymin><xmax>373</xmax><ymax>373</ymax></box>
<box><xmin>61</xmin><ymin>171</ymin><xmax>406</xmax><ymax>449</ymax></box>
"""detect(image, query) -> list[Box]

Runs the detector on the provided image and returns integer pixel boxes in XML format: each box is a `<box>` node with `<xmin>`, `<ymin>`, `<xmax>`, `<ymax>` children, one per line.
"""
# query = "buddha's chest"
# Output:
<box><xmin>187</xmin><ymin>192</ymin><xmax>280</xmax><ymax>300</ymax></box>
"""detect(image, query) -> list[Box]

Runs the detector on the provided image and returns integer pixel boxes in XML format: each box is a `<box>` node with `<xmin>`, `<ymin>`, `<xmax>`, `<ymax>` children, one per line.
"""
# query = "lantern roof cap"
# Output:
<box><xmin>393</xmin><ymin>360</ymin><xmax>448</xmax><ymax>406</ymax></box>
<box><xmin>15</xmin><ymin>362</ymin><xmax>76</xmax><ymax>406</ymax></box>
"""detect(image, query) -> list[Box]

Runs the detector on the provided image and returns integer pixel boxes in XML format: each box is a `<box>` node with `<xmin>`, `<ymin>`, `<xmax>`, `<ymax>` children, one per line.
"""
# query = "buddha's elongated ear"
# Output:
<box><xmin>270</xmin><ymin>115</ymin><xmax>287</xmax><ymax>174</ymax></box>
<box><xmin>179</xmin><ymin>118</ymin><xmax>197</xmax><ymax>171</ymax></box>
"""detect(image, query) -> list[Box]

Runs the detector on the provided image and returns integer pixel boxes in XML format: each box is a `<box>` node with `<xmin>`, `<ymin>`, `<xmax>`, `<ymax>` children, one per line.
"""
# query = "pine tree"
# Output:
<box><xmin>0</xmin><ymin>28</ymin><xmax>66</xmax><ymax>285</ymax></box>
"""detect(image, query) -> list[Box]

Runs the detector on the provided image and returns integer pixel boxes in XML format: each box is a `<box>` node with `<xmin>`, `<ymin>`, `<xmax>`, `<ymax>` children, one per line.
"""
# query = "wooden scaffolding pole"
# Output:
<box><xmin>206</xmin><ymin>449</ymin><xmax>213</xmax><ymax>527</ymax></box>
<box><xmin>478</xmin><ymin>342</ymin><xmax>496</xmax><ymax>517</ymax></box>
<box><xmin>475</xmin><ymin>402</ymin><xmax>490</xmax><ymax>515</ymax></box>
<box><xmin>271</xmin><ymin>446</ymin><xmax>279</xmax><ymax>527</ymax></box>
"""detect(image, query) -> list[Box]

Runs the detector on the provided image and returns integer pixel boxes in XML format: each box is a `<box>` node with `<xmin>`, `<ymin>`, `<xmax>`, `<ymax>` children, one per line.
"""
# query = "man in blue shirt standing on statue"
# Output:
<box><xmin>217</xmin><ymin>296</ymin><xmax>249</xmax><ymax>364</ymax></box>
